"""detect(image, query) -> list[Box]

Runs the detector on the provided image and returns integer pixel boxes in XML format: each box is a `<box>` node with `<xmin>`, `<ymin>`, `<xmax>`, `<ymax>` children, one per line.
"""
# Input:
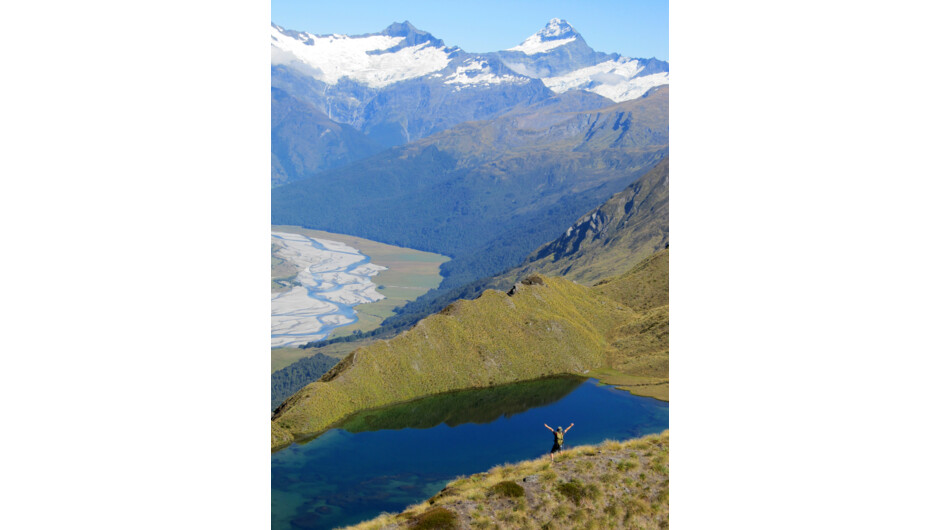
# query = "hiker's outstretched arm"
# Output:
<box><xmin>565</xmin><ymin>423</ymin><xmax>574</xmax><ymax>432</ymax></box>
<box><xmin>544</xmin><ymin>424</ymin><xmax>554</xmax><ymax>431</ymax></box>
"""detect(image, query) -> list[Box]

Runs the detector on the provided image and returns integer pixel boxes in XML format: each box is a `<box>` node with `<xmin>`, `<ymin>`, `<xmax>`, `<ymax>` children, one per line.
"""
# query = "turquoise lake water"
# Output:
<box><xmin>271</xmin><ymin>377</ymin><xmax>669</xmax><ymax>529</ymax></box>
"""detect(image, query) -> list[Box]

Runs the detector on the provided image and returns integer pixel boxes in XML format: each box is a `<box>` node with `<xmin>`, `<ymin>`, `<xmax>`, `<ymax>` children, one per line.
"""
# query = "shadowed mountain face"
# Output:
<box><xmin>512</xmin><ymin>157</ymin><xmax>669</xmax><ymax>285</ymax></box>
<box><xmin>271</xmin><ymin>88</ymin><xmax>384</xmax><ymax>185</ymax></box>
<box><xmin>272</xmin><ymin>63</ymin><xmax>557</xmax><ymax>150</ymax></box>
<box><xmin>271</xmin><ymin>21</ymin><xmax>559</xmax><ymax>149</ymax></box>
<box><xmin>354</xmin><ymin>70</ymin><xmax>554</xmax><ymax>148</ymax></box>
<box><xmin>380</xmin><ymin>151</ymin><xmax>669</xmax><ymax>333</ymax></box>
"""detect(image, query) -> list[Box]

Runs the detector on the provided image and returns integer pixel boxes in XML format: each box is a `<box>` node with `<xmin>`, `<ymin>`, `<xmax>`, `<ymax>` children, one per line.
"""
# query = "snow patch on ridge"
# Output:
<box><xmin>444</xmin><ymin>58</ymin><xmax>527</xmax><ymax>87</ymax></box>
<box><xmin>542</xmin><ymin>59</ymin><xmax>670</xmax><ymax>102</ymax></box>
<box><xmin>507</xmin><ymin>36</ymin><xmax>577</xmax><ymax>55</ymax></box>
<box><xmin>271</xmin><ymin>25</ymin><xmax>451</xmax><ymax>88</ymax></box>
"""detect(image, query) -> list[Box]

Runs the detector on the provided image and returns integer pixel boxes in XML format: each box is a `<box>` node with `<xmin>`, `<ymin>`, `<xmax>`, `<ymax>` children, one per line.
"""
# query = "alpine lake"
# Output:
<box><xmin>272</xmin><ymin>376</ymin><xmax>669</xmax><ymax>529</ymax></box>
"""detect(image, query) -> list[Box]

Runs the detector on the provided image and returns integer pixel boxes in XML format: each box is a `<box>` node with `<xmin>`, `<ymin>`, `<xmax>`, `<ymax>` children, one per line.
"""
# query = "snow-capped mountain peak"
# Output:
<box><xmin>538</xmin><ymin>18</ymin><xmax>578</xmax><ymax>40</ymax></box>
<box><xmin>495</xmin><ymin>18</ymin><xmax>668</xmax><ymax>103</ymax></box>
<box><xmin>507</xmin><ymin>18</ymin><xmax>580</xmax><ymax>55</ymax></box>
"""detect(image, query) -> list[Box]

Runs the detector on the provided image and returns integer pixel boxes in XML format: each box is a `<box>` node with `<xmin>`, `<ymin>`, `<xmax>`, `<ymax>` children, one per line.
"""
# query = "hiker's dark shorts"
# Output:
<box><xmin>551</xmin><ymin>442</ymin><xmax>563</xmax><ymax>453</ymax></box>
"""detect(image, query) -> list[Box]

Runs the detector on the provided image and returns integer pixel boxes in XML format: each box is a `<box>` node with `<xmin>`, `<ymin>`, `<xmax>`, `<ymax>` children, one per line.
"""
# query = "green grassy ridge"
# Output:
<box><xmin>272</xmin><ymin>276</ymin><xmax>629</xmax><ymax>446</ymax></box>
<box><xmin>344</xmin><ymin>431</ymin><xmax>670</xmax><ymax>529</ymax></box>
<box><xmin>594</xmin><ymin>248</ymin><xmax>670</xmax><ymax>312</ymax></box>
<box><xmin>594</xmin><ymin>250</ymin><xmax>670</xmax><ymax>400</ymax></box>
<box><xmin>272</xmin><ymin>250</ymin><xmax>669</xmax><ymax>449</ymax></box>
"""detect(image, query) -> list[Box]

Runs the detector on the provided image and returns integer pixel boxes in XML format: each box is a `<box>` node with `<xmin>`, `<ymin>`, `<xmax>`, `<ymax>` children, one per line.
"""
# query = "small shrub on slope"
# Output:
<box><xmin>411</xmin><ymin>507</ymin><xmax>458</xmax><ymax>530</ymax></box>
<box><xmin>490</xmin><ymin>480</ymin><xmax>525</xmax><ymax>498</ymax></box>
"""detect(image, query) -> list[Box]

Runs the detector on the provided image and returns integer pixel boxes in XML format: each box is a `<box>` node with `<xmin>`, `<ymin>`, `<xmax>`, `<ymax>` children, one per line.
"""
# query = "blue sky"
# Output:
<box><xmin>272</xmin><ymin>0</ymin><xmax>668</xmax><ymax>60</ymax></box>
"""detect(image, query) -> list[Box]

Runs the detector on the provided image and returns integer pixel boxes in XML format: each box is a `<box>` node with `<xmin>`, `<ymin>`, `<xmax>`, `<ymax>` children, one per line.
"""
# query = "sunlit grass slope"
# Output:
<box><xmin>272</xmin><ymin>250</ymin><xmax>668</xmax><ymax>449</ymax></box>
<box><xmin>591</xmin><ymin>250</ymin><xmax>669</xmax><ymax>400</ymax></box>
<box><xmin>344</xmin><ymin>431</ymin><xmax>670</xmax><ymax>529</ymax></box>
<box><xmin>272</xmin><ymin>275</ymin><xmax>625</xmax><ymax>446</ymax></box>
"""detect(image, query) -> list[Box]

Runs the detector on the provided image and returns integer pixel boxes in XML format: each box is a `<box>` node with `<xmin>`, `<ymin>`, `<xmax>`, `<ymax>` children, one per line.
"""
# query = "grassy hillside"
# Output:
<box><xmin>272</xmin><ymin>250</ymin><xmax>668</xmax><ymax>449</ymax></box>
<box><xmin>590</xmin><ymin>251</ymin><xmax>669</xmax><ymax>400</ymax></box>
<box><xmin>344</xmin><ymin>431</ymin><xmax>669</xmax><ymax>529</ymax></box>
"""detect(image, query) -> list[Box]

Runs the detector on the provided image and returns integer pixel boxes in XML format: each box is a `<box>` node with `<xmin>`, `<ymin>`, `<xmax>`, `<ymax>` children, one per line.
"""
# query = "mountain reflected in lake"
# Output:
<box><xmin>338</xmin><ymin>376</ymin><xmax>585</xmax><ymax>433</ymax></box>
<box><xmin>273</xmin><ymin>377</ymin><xmax>668</xmax><ymax>529</ymax></box>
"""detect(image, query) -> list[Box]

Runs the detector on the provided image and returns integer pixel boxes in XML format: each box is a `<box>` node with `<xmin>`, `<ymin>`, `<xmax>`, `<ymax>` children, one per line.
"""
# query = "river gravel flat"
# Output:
<box><xmin>271</xmin><ymin>231</ymin><xmax>386</xmax><ymax>348</ymax></box>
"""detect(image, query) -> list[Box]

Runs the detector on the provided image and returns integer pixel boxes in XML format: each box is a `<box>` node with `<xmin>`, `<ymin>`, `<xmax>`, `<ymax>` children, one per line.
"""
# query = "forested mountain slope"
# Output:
<box><xmin>511</xmin><ymin>157</ymin><xmax>668</xmax><ymax>285</ymax></box>
<box><xmin>379</xmin><ymin>156</ymin><xmax>669</xmax><ymax>332</ymax></box>
<box><xmin>272</xmin><ymin>87</ymin><xmax>668</xmax><ymax>337</ymax></box>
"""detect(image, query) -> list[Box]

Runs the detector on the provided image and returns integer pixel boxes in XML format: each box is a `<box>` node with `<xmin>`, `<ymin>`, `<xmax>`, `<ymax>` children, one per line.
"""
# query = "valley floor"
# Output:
<box><xmin>271</xmin><ymin>225</ymin><xmax>448</xmax><ymax>351</ymax></box>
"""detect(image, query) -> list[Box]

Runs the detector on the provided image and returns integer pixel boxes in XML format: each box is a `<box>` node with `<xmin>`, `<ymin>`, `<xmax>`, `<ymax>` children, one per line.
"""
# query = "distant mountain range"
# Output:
<box><xmin>270</xmin><ymin>18</ymin><xmax>669</xmax><ymax>183</ymax></box>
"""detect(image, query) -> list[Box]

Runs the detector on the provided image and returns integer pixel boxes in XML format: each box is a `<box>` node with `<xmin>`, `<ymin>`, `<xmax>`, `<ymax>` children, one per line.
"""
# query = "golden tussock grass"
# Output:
<box><xmin>342</xmin><ymin>431</ymin><xmax>669</xmax><ymax>530</ymax></box>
